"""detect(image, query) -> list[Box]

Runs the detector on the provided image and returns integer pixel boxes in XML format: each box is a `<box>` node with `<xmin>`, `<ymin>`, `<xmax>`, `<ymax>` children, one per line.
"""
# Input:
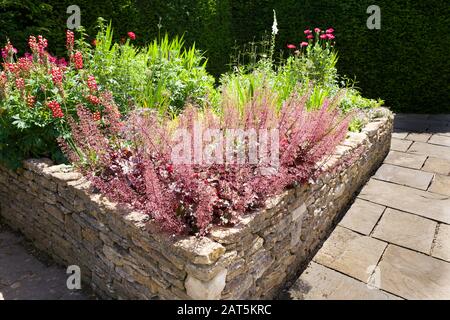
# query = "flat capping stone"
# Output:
<box><xmin>16</xmin><ymin>108</ymin><xmax>393</xmax><ymax>268</ymax></box>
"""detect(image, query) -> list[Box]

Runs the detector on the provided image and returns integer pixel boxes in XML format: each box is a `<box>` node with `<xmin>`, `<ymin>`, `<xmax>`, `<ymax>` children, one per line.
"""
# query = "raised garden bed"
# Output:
<box><xmin>0</xmin><ymin>108</ymin><xmax>393</xmax><ymax>299</ymax></box>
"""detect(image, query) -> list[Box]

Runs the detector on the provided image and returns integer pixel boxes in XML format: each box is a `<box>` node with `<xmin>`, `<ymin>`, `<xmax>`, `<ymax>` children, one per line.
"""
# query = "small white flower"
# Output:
<box><xmin>272</xmin><ymin>10</ymin><xmax>278</xmax><ymax>35</ymax></box>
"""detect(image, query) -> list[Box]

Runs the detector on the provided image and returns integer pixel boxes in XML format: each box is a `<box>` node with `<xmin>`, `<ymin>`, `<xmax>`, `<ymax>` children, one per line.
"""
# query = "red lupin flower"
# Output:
<box><xmin>51</xmin><ymin>67</ymin><xmax>63</xmax><ymax>86</ymax></box>
<box><xmin>47</xmin><ymin>100</ymin><xmax>64</xmax><ymax>118</ymax></box>
<box><xmin>66</xmin><ymin>30</ymin><xmax>74</xmax><ymax>51</ymax></box>
<box><xmin>87</xmin><ymin>94</ymin><xmax>100</xmax><ymax>105</ymax></box>
<box><xmin>15</xmin><ymin>78</ymin><xmax>25</xmax><ymax>91</ymax></box>
<box><xmin>127</xmin><ymin>32</ymin><xmax>136</xmax><ymax>40</ymax></box>
<box><xmin>87</xmin><ymin>75</ymin><xmax>98</xmax><ymax>92</ymax></box>
<box><xmin>92</xmin><ymin>111</ymin><xmax>101</xmax><ymax>121</ymax></box>
<box><xmin>73</xmin><ymin>51</ymin><xmax>83</xmax><ymax>69</ymax></box>
<box><xmin>28</xmin><ymin>36</ymin><xmax>38</xmax><ymax>52</ymax></box>
<box><xmin>27</xmin><ymin>95</ymin><xmax>36</xmax><ymax>108</ymax></box>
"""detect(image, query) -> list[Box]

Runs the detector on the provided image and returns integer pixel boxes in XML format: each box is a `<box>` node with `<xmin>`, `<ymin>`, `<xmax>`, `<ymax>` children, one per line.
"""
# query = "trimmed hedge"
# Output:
<box><xmin>1</xmin><ymin>0</ymin><xmax>449</xmax><ymax>112</ymax></box>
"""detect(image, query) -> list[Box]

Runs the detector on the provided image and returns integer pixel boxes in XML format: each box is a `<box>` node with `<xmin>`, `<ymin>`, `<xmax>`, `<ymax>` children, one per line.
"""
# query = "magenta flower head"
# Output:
<box><xmin>287</xmin><ymin>44</ymin><xmax>297</xmax><ymax>49</ymax></box>
<box><xmin>304</xmin><ymin>29</ymin><xmax>312</xmax><ymax>35</ymax></box>
<box><xmin>314</xmin><ymin>28</ymin><xmax>321</xmax><ymax>33</ymax></box>
<box><xmin>306</xmin><ymin>34</ymin><xmax>314</xmax><ymax>40</ymax></box>
<box><xmin>326</xmin><ymin>28</ymin><xmax>335</xmax><ymax>34</ymax></box>
<box><xmin>320</xmin><ymin>34</ymin><xmax>328</xmax><ymax>40</ymax></box>
<box><xmin>327</xmin><ymin>34</ymin><xmax>335</xmax><ymax>40</ymax></box>
<box><xmin>300</xmin><ymin>42</ymin><xmax>308</xmax><ymax>47</ymax></box>
<box><xmin>127</xmin><ymin>32</ymin><xmax>136</xmax><ymax>40</ymax></box>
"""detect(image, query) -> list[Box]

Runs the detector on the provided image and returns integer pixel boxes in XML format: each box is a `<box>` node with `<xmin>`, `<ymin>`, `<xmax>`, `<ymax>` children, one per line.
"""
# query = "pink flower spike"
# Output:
<box><xmin>73</xmin><ymin>51</ymin><xmax>83</xmax><ymax>69</ymax></box>
<box><xmin>306</xmin><ymin>34</ymin><xmax>314</xmax><ymax>40</ymax></box>
<box><xmin>304</xmin><ymin>29</ymin><xmax>312</xmax><ymax>35</ymax></box>
<box><xmin>327</xmin><ymin>34</ymin><xmax>335</xmax><ymax>40</ymax></box>
<box><xmin>300</xmin><ymin>42</ymin><xmax>308</xmax><ymax>47</ymax></box>
<box><xmin>320</xmin><ymin>34</ymin><xmax>328</xmax><ymax>40</ymax></box>
<box><xmin>314</xmin><ymin>28</ymin><xmax>321</xmax><ymax>33</ymax></box>
<box><xmin>287</xmin><ymin>44</ymin><xmax>297</xmax><ymax>49</ymax></box>
<box><xmin>326</xmin><ymin>28</ymin><xmax>335</xmax><ymax>34</ymax></box>
<box><xmin>66</xmin><ymin>30</ymin><xmax>74</xmax><ymax>51</ymax></box>
<box><xmin>127</xmin><ymin>32</ymin><xmax>136</xmax><ymax>40</ymax></box>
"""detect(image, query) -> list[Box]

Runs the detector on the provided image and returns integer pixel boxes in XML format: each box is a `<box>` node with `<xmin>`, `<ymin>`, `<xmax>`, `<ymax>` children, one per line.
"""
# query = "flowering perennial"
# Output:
<box><xmin>64</xmin><ymin>90</ymin><xmax>350</xmax><ymax>235</ymax></box>
<box><xmin>47</xmin><ymin>100</ymin><xmax>64</xmax><ymax>118</ymax></box>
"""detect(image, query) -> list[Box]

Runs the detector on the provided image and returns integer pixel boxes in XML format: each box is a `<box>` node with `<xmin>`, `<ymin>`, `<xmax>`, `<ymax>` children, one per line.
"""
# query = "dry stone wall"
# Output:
<box><xmin>0</xmin><ymin>108</ymin><xmax>393</xmax><ymax>299</ymax></box>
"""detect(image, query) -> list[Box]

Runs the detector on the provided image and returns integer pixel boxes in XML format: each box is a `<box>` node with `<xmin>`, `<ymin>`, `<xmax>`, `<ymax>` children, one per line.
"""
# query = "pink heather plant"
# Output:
<box><xmin>64</xmin><ymin>90</ymin><xmax>350</xmax><ymax>236</ymax></box>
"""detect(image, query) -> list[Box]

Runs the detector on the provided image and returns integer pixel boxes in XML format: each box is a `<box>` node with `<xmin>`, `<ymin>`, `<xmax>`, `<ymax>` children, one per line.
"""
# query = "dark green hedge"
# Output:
<box><xmin>1</xmin><ymin>0</ymin><xmax>449</xmax><ymax>112</ymax></box>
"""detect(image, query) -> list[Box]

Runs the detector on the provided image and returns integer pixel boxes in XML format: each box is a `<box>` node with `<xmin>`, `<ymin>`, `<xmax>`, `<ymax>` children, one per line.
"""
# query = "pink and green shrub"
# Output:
<box><xmin>63</xmin><ymin>90</ymin><xmax>350</xmax><ymax>235</ymax></box>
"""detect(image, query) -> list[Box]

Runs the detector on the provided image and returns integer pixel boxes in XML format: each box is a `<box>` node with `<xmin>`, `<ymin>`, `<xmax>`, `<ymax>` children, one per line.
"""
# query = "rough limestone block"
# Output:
<box><xmin>185</xmin><ymin>268</ymin><xmax>227</xmax><ymax>300</ymax></box>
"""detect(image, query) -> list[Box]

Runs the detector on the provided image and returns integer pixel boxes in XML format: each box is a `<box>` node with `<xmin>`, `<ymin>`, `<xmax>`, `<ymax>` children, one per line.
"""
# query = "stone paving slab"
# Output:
<box><xmin>374</xmin><ymin>163</ymin><xmax>433</xmax><ymax>190</ymax></box>
<box><xmin>408</xmin><ymin>141</ymin><xmax>450</xmax><ymax>161</ymax></box>
<box><xmin>359</xmin><ymin>179</ymin><xmax>450</xmax><ymax>224</ymax></box>
<box><xmin>378</xmin><ymin>245</ymin><xmax>450</xmax><ymax>300</ymax></box>
<box><xmin>406</xmin><ymin>133</ymin><xmax>431</xmax><ymax>142</ymax></box>
<box><xmin>313</xmin><ymin>226</ymin><xmax>387</xmax><ymax>283</ymax></box>
<box><xmin>0</xmin><ymin>227</ymin><xmax>89</xmax><ymax>300</ymax></box>
<box><xmin>432</xmin><ymin>224</ymin><xmax>450</xmax><ymax>262</ymax></box>
<box><xmin>428</xmin><ymin>174</ymin><xmax>450</xmax><ymax>196</ymax></box>
<box><xmin>428</xmin><ymin>134</ymin><xmax>450</xmax><ymax>147</ymax></box>
<box><xmin>289</xmin><ymin>262</ymin><xmax>400</xmax><ymax>300</ymax></box>
<box><xmin>384</xmin><ymin>150</ymin><xmax>427</xmax><ymax>170</ymax></box>
<box><xmin>422</xmin><ymin>157</ymin><xmax>450</xmax><ymax>175</ymax></box>
<box><xmin>390</xmin><ymin>138</ymin><xmax>413</xmax><ymax>152</ymax></box>
<box><xmin>392</xmin><ymin>132</ymin><xmax>408</xmax><ymax>139</ymax></box>
<box><xmin>339</xmin><ymin>199</ymin><xmax>385</xmax><ymax>235</ymax></box>
<box><xmin>372</xmin><ymin>208</ymin><xmax>437</xmax><ymax>254</ymax></box>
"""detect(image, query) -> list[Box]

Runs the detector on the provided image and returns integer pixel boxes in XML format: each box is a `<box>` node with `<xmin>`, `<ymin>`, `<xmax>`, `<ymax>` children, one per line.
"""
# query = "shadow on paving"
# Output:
<box><xmin>394</xmin><ymin>114</ymin><xmax>450</xmax><ymax>134</ymax></box>
<box><xmin>0</xmin><ymin>222</ymin><xmax>93</xmax><ymax>300</ymax></box>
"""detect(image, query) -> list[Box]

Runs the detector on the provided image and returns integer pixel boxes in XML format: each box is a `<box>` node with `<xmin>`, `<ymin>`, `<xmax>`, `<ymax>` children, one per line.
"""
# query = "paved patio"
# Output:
<box><xmin>290</xmin><ymin>114</ymin><xmax>450</xmax><ymax>300</ymax></box>
<box><xmin>0</xmin><ymin>223</ymin><xmax>89</xmax><ymax>300</ymax></box>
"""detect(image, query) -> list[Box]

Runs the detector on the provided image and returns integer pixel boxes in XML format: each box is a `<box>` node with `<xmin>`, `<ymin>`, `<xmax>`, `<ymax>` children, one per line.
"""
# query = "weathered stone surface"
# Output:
<box><xmin>289</xmin><ymin>262</ymin><xmax>400</xmax><ymax>300</ymax></box>
<box><xmin>392</xmin><ymin>132</ymin><xmax>408</xmax><ymax>139</ymax></box>
<box><xmin>428</xmin><ymin>174</ymin><xmax>450</xmax><ymax>196</ymax></box>
<box><xmin>185</xmin><ymin>268</ymin><xmax>227</xmax><ymax>300</ymax></box>
<box><xmin>390</xmin><ymin>138</ymin><xmax>412</xmax><ymax>152</ymax></box>
<box><xmin>185</xmin><ymin>251</ymin><xmax>237</xmax><ymax>282</ymax></box>
<box><xmin>374</xmin><ymin>164</ymin><xmax>433</xmax><ymax>190</ymax></box>
<box><xmin>428</xmin><ymin>134</ymin><xmax>450</xmax><ymax>147</ymax></box>
<box><xmin>174</xmin><ymin>237</ymin><xmax>225</xmax><ymax>265</ymax></box>
<box><xmin>372</xmin><ymin>208</ymin><xmax>437</xmax><ymax>254</ymax></box>
<box><xmin>51</xmin><ymin>171</ymin><xmax>83</xmax><ymax>182</ymax></box>
<box><xmin>405</xmin><ymin>133</ymin><xmax>431</xmax><ymax>142</ymax></box>
<box><xmin>384</xmin><ymin>150</ymin><xmax>426</xmax><ymax>170</ymax></box>
<box><xmin>408</xmin><ymin>141</ymin><xmax>450</xmax><ymax>161</ymax></box>
<box><xmin>378</xmin><ymin>245</ymin><xmax>450</xmax><ymax>299</ymax></box>
<box><xmin>422</xmin><ymin>157</ymin><xmax>450</xmax><ymax>175</ymax></box>
<box><xmin>314</xmin><ymin>226</ymin><xmax>387</xmax><ymax>282</ymax></box>
<box><xmin>432</xmin><ymin>224</ymin><xmax>450</xmax><ymax>262</ymax></box>
<box><xmin>359</xmin><ymin>179</ymin><xmax>450</xmax><ymax>224</ymax></box>
<box><xmin>339</xmin><ymin>199</ymin><xmax>385</xmax><ymax>235</ymax></box>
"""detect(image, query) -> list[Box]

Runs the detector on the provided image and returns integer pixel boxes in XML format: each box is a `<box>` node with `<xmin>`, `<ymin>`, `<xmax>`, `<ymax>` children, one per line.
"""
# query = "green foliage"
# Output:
<box><xmin>348</xmin><ymin>117</ymin><xmax>364</xmax><ymax>132</ymax></box>
<box><xmin>220</xmin><ymin>21</ymin><xmax>381</xmax><ymax>116</ymax></box>
<box><xmin>83</xmin><ymin>20</ymin><xmax>217</xmax><ymax>114</ymax></box>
